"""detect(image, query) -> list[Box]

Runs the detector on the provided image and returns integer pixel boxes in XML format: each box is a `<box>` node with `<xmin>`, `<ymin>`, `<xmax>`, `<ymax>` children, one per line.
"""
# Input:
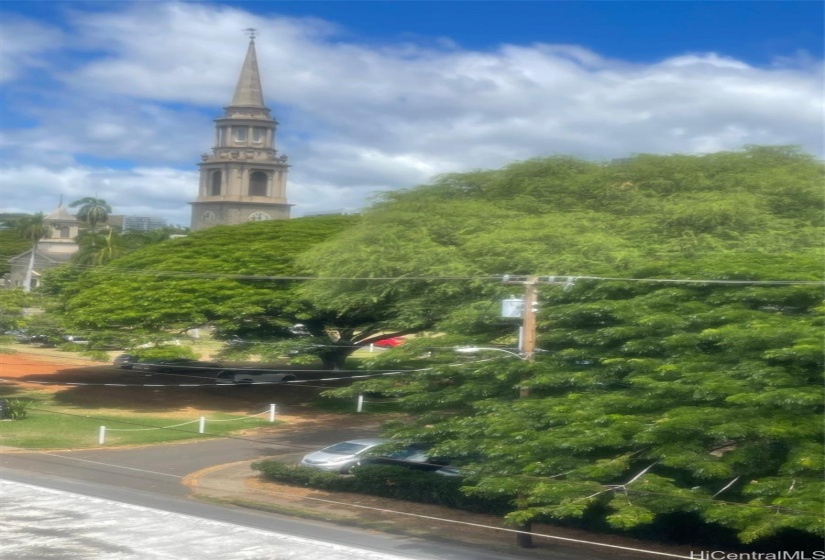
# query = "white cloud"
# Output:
<box><xmin>0</xmin><ymin>15</ymin><xmax>64</xmax><ymax>82</ymax></box>
<box><xmin>0</xmin><ymin>2</ymin><xmax>822</xmax><ymax>227</ymax></box>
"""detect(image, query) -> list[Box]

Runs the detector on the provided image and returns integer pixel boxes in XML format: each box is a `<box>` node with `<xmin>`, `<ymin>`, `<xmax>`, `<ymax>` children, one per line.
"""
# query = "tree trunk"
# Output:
<box><xmin>515</xmin><ymin>521</ymin><xmax>534</xmax><ymax>548</ymax></box>
<box><xmin>318</xmin><ymin>347</ymin><xmax>355</xmax><ymax>370</ymax></box>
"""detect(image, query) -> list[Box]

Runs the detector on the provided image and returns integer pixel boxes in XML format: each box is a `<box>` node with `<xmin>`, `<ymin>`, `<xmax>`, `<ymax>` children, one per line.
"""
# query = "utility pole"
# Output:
<box><xmin>501</xmin><ymin>275</ymin><xmax>575</xmax><ymax>548</ymax></box>
<box><xmin>504</xmin><ymin>275</ymin><xmax>539</xmax><ymax>396</ymax></box>
<box><xmin>503</xmin><ymin>275</ymin><xmax>539</xmax><ymax>547</ymax></box>
<box><xmin>521</xmin><ymin>276</ymin><xmax>539</xmax><ymax>358</ymax></box>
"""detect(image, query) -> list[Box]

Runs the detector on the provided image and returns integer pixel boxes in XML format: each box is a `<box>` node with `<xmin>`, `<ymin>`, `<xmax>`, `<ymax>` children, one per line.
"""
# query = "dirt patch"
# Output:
<box><xmin>0</xmin><ymin>349</ymin><xmax>349</xmax><ymax>415</ymax></box>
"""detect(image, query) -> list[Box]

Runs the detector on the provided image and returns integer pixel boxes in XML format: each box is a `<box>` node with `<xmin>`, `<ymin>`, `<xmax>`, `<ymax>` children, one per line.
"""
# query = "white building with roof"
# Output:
<box><xmin>5</xmin><ymin>200</ymin><xmax>81</xmax><ymax>289</ymax></box>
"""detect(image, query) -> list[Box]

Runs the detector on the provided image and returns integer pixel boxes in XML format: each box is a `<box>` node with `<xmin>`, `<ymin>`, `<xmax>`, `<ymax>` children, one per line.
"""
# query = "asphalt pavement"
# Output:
<box><xmin>0</xmin><ymin>421</ymin><xmax>690</xmax><ymax>559</ymax></box>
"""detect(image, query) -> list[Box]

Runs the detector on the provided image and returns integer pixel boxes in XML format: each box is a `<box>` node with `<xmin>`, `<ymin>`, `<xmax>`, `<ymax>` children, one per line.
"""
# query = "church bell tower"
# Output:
<box><xmin>190</xmin><ymin>32</ymin><xmax>292</xmax><ymax>230</ymax></box>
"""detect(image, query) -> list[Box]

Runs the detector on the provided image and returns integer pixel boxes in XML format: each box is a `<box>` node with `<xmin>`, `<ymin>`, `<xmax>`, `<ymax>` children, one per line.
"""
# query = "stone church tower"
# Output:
<box><xmin>190</xmin><ymin>35</ymin><xmax>292</xmax><ymax>230</ymax></box>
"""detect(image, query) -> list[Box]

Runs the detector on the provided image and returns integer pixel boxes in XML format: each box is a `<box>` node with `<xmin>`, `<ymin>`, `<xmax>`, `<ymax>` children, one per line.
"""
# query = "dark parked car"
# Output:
<box><xmin>133</xmin><ymin>358</ymin><xmax>223</xmax><ymax>373</ymax></box>
<box><xmin>355</xmin><ymin>444</ymin><xmax>451</xmax><ymax>472</ymax></box>
<box><xmin>216</xmin><ymin>369</ymin><xmax>297</xmax><ymax>385</ymax></box>
<box><xmin>113</xmin><ymin>354</ymin><xmax>139</xmax><ymax>369</ymax></box>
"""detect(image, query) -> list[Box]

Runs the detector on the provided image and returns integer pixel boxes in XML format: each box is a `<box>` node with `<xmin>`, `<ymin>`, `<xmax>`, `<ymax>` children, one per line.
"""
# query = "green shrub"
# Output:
<box><xmin>251</xmin><ymin>460</ymin><xmax>511</xmax><ymax>515</ymax></box>
<box><xmin>4</xmin><ymin>399</ymin><xmax>35</xmax><ymax>420</ymax></box>
<box><xmin>132</xmin><ymin>346</ymin><xmax>198</xmax><ymax>361</ymax></box>
<box><xmin>251</xmin><ymin>460</ymin><xmax>349</xmax><ymax>491</ymax></box>
<box><xmin>81</xmin><ymin>350</ymin><xmax>110</xmax><ymax>362</ymax></box>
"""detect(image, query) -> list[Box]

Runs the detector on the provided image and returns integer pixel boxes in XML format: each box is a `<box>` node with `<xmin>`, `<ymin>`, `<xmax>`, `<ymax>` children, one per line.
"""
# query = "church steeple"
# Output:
<box><xmin>230</xmin><ymin>34</ymin><xmax>265</xmax><ymax>108</ymax></box>
<box><xmin>189</xmin><ymin>31</ymin><xmax>292</xmax><ymax>231</ymax></box>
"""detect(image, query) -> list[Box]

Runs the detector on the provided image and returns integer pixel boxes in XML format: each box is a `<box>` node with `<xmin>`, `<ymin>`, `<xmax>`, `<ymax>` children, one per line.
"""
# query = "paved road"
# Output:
<box><xmin>0</xmin><ymin>421</ymin><xmax>648</xmax><ymax>560</ymax></box>
<box><xmin>2</xmin><ymin>471</ymin><xmax>538</xmax><ymax>560</ymax></box>
<box><xmin>1</xmin><ymin>422</ymin><xmax>378</xmax><ymax>496</ymax></box>
<box><xmin>2</xmin><ymin>425</ymin><xmax>571</xmax><ymax>559</ymax></box>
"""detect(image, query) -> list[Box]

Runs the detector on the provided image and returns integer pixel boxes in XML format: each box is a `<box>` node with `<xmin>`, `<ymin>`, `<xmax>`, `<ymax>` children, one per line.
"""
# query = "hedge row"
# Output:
<box><xmin>251</xmin><ymin>460</ymin><xmax>511</xmax><ymax>515</ymax></box>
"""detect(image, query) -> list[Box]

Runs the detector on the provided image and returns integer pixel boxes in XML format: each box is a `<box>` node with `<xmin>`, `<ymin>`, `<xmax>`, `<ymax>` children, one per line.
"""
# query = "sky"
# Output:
<box><xmin>0</xmin><ymin>1</ymin><xmax>822</xmax><ymax>227</ymax></box>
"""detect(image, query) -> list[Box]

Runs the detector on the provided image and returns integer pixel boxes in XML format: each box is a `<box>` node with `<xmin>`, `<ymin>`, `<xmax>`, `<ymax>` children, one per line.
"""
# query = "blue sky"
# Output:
<box><xmin>0</xmin><ymin>1</ymin><xmax>822</xmax><ymax>226</ymax></box>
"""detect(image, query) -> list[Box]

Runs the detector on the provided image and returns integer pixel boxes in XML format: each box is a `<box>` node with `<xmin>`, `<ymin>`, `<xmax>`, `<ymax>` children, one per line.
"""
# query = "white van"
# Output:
<box><xmin>215</xmin><ymin>369</ymin><xmax>297</xmax><ymax>385</ymax></box>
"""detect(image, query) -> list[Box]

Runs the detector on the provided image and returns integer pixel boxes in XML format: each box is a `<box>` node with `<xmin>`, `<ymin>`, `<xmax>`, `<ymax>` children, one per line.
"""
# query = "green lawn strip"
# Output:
<box><xmin>0</xmin><ymin>406</ymin><xmax>275</xmax><ymax>449</ymax></box>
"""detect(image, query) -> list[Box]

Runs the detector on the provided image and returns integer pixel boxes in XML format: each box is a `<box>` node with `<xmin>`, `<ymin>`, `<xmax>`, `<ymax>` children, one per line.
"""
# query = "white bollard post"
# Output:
<box><xmin>99</xmin><ymin>426</ymin><xmax>106</xmax><ymax>445</ymax></box>
<box><xmin>369</xmin><ymin>344</ymin><xmax>375</xmax><ymax>353</ymax></box>
<box><xmin>199</xmin><ymin>416</ymin><xmax>206</xmax><ymax>434</ymax></box>
<box><xmin>269</xmin><ymin>404</ymin><xmax>277</xmax><ymax>422</ymax></box>
<box><xmin>357</xmin><ymin>394</ymin><xmax>364</xmax><ymax>413</ymax></box>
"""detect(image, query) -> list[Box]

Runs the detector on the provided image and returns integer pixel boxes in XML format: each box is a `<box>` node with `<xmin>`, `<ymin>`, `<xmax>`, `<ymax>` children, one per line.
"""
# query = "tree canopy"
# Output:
<box><xmin>59</xmin><ymin>215</ymin><xmax>361</xmax><ymax>364</ymax></box>
<box><xmin>337</xmin><ymin>254</ymin><xmax>822</xmax><ymax>544</ymax></box>
<box><xmin>309</xmin><ymin>146</ymin><xmax>823</xmax><ymax>544</ymax></box>
<box><xmin>50</xmin><ymin>146</ymin><xmax>824</xmax><ymax>543</ymax></box>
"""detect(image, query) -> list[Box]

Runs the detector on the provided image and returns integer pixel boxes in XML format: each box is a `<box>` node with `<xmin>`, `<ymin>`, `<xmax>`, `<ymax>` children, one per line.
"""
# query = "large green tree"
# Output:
<box><xmin>312</xmin><ymin>146</ymin><xmax>824</xmax><ymax>544</ymax></box>
<box><xmin>59</xmin><ymin>215</ymin><xmax>363</xmax><ymax>366</ymax></box>
<box><xmin>338</xmin><ymin>255</ymin><xmax>823</xmax><ymax>544</ymax></box>
<box><xmin>298</xmin><ymin>146</ymin><xmax>822</xmax><ymax>335</ymax></box>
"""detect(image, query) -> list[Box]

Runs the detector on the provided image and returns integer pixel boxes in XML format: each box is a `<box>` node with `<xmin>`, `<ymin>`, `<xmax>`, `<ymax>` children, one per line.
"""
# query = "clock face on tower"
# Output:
<box><xmin>202</xmin><ymin>211</ymin><xmax>217</xmax><ymax>222</ymax></box>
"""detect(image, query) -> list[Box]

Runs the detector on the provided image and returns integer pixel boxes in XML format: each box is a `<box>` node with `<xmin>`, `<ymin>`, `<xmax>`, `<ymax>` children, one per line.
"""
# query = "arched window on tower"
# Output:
<box><xmin>249</xmin><ymin>171</ymin><xmax>268</xmax><ymax>196</ymax></box>
<box><xmin>210</xmin><ymin>171</ymin><xmax>222</xmax><ymax>196</ymax></box>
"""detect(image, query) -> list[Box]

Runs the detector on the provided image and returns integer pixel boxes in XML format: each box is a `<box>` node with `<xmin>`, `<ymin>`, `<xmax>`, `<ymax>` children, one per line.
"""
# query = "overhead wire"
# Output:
<box><xmin>12</xmin><ymin>263</ymin><xmax>821</xmax><ymax>285</ymax></box>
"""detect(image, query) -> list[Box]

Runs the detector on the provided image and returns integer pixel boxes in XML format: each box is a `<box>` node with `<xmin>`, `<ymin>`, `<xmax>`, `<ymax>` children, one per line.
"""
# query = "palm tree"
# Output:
<box><xmin>73</xmin><ymin>228</ymin><xmax>126</xmax><ymax>266</ymax></box>
<box><xmin>15</xmin><ymin>213</ymin><xmax>50</xmax><ymax>292</ymax></box>
<box><xmin>69</xmin><ymin>197</ymin><xmax>112</xmax><ymax>234</ymax></box>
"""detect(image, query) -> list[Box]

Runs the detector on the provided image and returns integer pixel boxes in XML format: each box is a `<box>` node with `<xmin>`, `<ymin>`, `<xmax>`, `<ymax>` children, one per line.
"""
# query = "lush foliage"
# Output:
<box><xmin>316</xmin><ymin>147</ymin><xmax>824</xmax><ymax>543</ymax></box>
<box><xmin>72</xmin><ymin>225</ymin><xmax>189</xmax><ymax>267</ymax></box>
<box><xmin>43</xmin><ymin>146</ymin><xmax>824</xmax><ymax>543</ymax></box>
<box><xmin>58</xmin><ymin>215</ymin><xmax>360</xmax><ymax>365</ymax></box>
<box><xmin>252</xmin><ymin>460</ymin><xmax>509</xmax><ymax>514</ymax></box>
<box><xmin>0</xmin><ymin>289</ymin><xmax>39</xmax><ymax>332</ymax></box>
<box><xmin>341</xmin><ymin>261</ymin><xmax>823</xmax><ymax>542</ymax></box>
<box><xmin>0</xmin><ymin>220</ymin><xmax>31</xmax><ymax>275</ymax></box>
<box><xmin>3</xmin><ymin>398</ymin><xmax>35</xmax><ymax>420</ymax></box>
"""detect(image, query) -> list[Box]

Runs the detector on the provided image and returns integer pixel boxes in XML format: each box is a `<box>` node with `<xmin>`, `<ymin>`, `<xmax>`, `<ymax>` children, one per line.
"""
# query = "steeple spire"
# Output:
<box><xmin>230</xmin><ymin>30</ymin><xmax>266</xmax><ymax>108</ymax></box>
<box><xmin>190</xmin><ymin>31</ymin><xmax>291</xmax><ymax>231</ymax></box>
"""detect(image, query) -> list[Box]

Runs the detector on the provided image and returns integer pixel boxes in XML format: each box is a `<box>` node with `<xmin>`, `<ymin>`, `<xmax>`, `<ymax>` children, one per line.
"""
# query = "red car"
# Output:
<box><xmin>373</xmin><ymin>337</ymin><xmax>405</xmax><ymax>348</ymax></box>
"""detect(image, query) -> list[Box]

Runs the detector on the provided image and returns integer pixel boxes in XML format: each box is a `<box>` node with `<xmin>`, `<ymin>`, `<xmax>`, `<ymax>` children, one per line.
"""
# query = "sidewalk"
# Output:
<box><xmin>183</xmin><ymin>459</ymin><xmax>696</xmax><ymax>560</ymax></box>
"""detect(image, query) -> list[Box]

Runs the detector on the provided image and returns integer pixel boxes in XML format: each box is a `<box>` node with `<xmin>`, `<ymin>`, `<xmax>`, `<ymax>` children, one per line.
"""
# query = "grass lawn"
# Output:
<box><xmin>0</xmin><ymin>406</ymin><xmax>272</xmax><ymax>449</ymax></box>
<box><xmin>1</xmin><ymin>407</ymin><xmax>277</xmax><ymax>449</ymax></box>
<box><xmin>0</xmin><ymin>388</ymin><xmax>281</xmax><ymax>449</ymax></box>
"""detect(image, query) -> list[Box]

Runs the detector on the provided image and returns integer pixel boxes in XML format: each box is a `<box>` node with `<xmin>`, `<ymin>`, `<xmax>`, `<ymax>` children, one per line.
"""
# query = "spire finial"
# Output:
<box><xmin>58</xmin><ymin>194</ymin><xmax>63</xmax><ymax>207</ymax></box>
<box><xmin>244</xmin><ymin>28</ymin><xmax>256</xmax><ymax>41</ymax></box>
<box><xmin>229</xmin><ymin>30</ymin><xmax>266</xmax><ymax>108</ymax></box>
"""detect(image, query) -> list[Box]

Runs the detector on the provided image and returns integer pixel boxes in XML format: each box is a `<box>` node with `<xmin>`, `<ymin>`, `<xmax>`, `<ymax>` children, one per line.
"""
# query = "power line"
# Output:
<box><xmin>17</xmin><ymin>264</ymin><xmax>823</xmax><ymax>285</ymax></box>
